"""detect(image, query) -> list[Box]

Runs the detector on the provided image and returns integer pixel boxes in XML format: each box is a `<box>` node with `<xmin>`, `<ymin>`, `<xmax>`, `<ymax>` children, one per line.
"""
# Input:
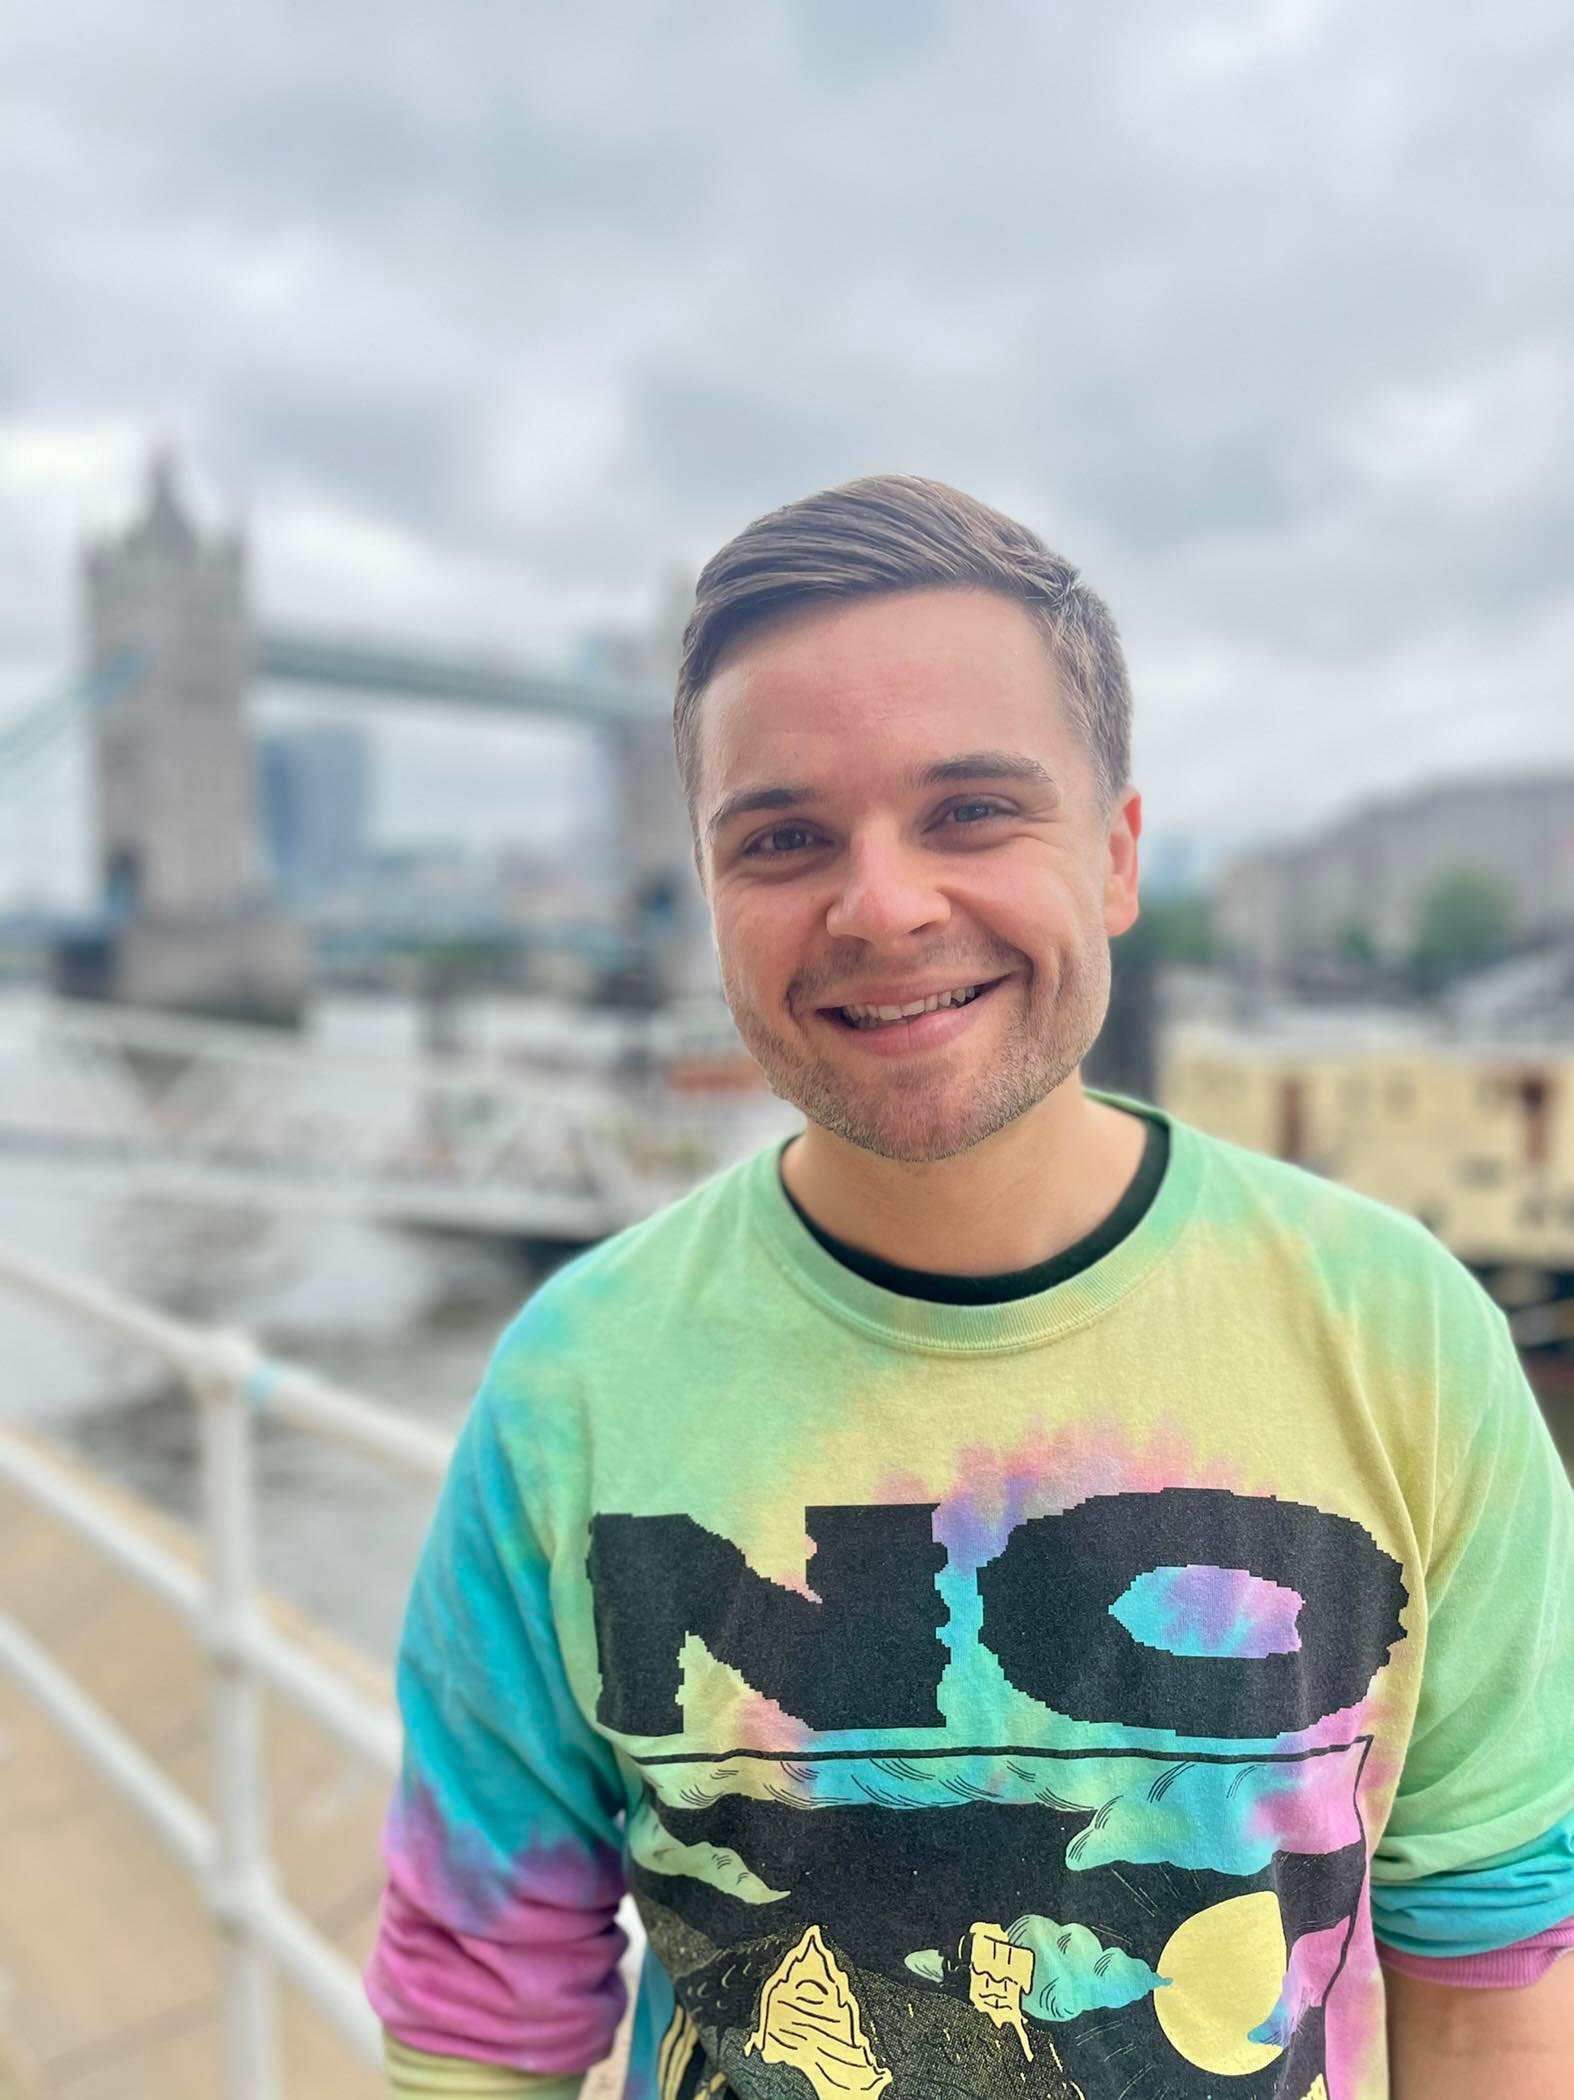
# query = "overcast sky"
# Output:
<box><xmin>2</xmin><ymin>0</ymin><xmax>1571</xmax><ymax>902</ymax></box>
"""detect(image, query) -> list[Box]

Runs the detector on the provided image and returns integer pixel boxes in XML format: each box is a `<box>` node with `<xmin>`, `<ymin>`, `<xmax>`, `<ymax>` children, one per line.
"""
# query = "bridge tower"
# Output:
<box><xmin>73</xmin><ymin>452</ymin><xmax>307</xmax><ymax>1021</ymax></box>
<box><xmin>608</xmin><ymin>715</ymin><xmax>715</xmax><ymax>1003</ymax></box>
<box><xmin>596</xmin><ymin>569</ymin><xmax>716</xmax><ymax>1005</ymax></box>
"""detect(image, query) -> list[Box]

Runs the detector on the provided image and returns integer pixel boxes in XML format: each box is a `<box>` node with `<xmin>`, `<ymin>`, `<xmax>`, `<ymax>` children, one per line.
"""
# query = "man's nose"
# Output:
<box><xmin>823</xmin><ymin>828</ymin><xmax>951</xmax><ymax>944</ymax></box>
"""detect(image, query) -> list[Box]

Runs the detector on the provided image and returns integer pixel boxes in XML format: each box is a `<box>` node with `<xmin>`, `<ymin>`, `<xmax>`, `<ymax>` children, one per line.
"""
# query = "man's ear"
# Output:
<box><xmin>1103</xmin><ymin>786</ymin><xmax>1142</xmax><ymax>938</ymax></box>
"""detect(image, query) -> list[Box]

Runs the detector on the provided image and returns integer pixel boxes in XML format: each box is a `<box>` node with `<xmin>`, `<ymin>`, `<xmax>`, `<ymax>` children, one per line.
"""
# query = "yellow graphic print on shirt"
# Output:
<box><xmin>745</xmin><ymin>1926</ymin><xmax>892</xmax><ymax>2099</ymax></box>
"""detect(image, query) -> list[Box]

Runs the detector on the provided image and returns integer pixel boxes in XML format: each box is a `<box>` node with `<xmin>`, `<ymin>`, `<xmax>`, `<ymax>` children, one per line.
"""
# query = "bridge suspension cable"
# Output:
<box><xmin>0</xmin><ymin>651</ymin><xmax>141</xmax><ymax>792</ymax></box>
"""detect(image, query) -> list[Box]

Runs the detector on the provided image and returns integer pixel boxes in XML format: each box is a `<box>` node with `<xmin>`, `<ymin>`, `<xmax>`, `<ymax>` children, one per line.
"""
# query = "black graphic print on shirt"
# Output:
<box><xmin>589</xmin><ymin>1486</ymin><xmax>1408</xmax><ymax>2100</ymax></box>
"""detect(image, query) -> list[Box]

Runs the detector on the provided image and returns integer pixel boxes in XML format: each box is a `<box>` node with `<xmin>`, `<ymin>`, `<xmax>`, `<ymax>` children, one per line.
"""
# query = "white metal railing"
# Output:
<box><xmin>0</xmin><ymin>1238</ymin><xmax>455</xmax><ymax>2098</ymax></box>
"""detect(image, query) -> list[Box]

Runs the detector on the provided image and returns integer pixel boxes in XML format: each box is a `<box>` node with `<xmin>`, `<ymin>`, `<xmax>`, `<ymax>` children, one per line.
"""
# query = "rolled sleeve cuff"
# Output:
<box><xmin>384</xmin><ymin>2031</ymin><xmax>585</xmax><ymax>2097</ymax></box>
<box><xmin>1378</xmin><ymin>1917</ymin><xmax>1574</xmax><ymax>1991</ymax></box>
<box><xmin>1371</xmin><ymin>1810</ymin><xmax>1574</xmax><ymax>1961</ymax></box>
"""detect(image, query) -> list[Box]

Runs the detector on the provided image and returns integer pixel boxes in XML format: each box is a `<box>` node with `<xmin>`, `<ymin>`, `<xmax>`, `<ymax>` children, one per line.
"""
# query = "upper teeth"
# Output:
<box><xmin>841</xmin><ymin>985</ymin><xmax>982</xmax><ymax>1022</ymax></box>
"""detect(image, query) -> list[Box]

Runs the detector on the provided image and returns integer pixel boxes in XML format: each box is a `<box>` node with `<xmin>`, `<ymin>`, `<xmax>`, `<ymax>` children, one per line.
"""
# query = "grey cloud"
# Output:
<box><xmin>620</xmin><ymin>364</ymin><xmax>922</xmax><ymax>527</ymax></box>
<box><xmin>217</xmin><ymin>372</ymin><xmax>476</xmax><ymax>539</ymax></box>
<box><xmin>785</xmin><ymin>0</ymin><xmax>954</xmax><ymax>91</ymax></box>
<box><xmin>0</xmin><ymin>0</ymin><xmax>1571</xmax><ymax>858</ymax></box>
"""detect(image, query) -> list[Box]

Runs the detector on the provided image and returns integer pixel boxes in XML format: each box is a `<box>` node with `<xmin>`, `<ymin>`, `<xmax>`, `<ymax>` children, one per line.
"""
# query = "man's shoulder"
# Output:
<box><xmin>1176</xmin><ymin>1112</ymin><xmax>1494</xmax><ymax>1314</ymax></box>
<box><xmin>492</xmin><ymin>1140</ymin><xmax>775</xmax><ymax>1360</ymax></box>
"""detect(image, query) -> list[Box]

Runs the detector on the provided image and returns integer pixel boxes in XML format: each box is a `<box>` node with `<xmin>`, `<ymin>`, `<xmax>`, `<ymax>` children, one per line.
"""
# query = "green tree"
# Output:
<box><xmin>1335</xmin><ymin>919</ymin><xmax>1379</xmax><ymax>971</ymax></box>
<box><xmin>1409</xmin><ymin>866</ymin><xmax>1516</xmax><ymax>986</ymax></box>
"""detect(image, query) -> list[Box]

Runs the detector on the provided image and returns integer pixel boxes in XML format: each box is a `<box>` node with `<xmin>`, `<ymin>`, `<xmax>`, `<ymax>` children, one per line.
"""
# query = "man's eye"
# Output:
<box><xmin>943</xmin><ymin>801</ymin><xmax>1008</xmax><ymax>826</ymax></box>
<box><xmin>745</xmin><ymin>825</ymin><xmax>818</xmax><ymax>857</ymax></box>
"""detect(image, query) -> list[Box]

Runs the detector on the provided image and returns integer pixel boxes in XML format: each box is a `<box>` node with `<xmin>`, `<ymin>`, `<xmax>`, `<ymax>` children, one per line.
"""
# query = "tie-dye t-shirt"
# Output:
<box><xmin>366</xmin><ymin>1102</ymin><xmax>1574</xmax><ymax>2100</ymax></box>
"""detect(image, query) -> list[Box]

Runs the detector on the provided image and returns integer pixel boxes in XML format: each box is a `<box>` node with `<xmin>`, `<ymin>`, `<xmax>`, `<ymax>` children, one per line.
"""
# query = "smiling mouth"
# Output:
<box><xmin>824</xmin><ymin>978</ymin><xmax>1006</xmax><ymax>1030</ymax></box>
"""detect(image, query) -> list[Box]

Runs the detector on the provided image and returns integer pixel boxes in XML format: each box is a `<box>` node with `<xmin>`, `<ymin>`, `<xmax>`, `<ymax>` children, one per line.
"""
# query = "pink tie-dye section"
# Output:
<box><xmin>1246</xmin><ymin>1749</ymin><xmax>1366</xmax><ymax>1859</ymax></box>
<box><xmin>1378</xmin><ymin>1916</ymin><xmax>1574</xmax><ymax>1991</ymax></box>
<box><xmin>1323</xmin><ymin>1882</ymin><xmax>1391</xmax><ymax>2098</ymax></box>
<box><xmin>927</xmin><ymin>1420</ymin><xmax>1230</xmax><ymax>1574</ymax></box>
<box><xmin>1249</xmin><ymin>1918</ymin><xmax>1351</xmax><ymax>2046</ymax></box>
<box><xmin>366</xmin><ymin>1778</ymin><xmax>626</xmax><ymax>2072</ymax></box>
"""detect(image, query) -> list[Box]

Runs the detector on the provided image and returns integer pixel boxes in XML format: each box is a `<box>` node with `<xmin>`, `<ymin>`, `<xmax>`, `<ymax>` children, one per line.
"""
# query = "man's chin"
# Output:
<box><xmin>783</xmin><ymin>1086</ymin><xmax>1026</xmax><ymax>1166</ymax></box>
<box><xmin>842</xmin><ymin>1127</ymin><xmax>993</xmax><ymax>1165</ymax></box>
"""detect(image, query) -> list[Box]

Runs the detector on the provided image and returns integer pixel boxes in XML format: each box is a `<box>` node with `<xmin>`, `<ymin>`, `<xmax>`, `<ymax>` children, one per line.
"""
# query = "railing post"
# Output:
<box><xmin>195</xmin><ymin>1334</ymin><xmax>283</xmax><ymax>2100</ymax></box>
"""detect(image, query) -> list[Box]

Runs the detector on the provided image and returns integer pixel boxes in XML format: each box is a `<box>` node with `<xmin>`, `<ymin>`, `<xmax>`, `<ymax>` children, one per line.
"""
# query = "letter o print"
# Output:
<box><xmin>976</xmin><ymin>1486</ymin><xmax>1407</xmax><ymax>1737</ymax></box>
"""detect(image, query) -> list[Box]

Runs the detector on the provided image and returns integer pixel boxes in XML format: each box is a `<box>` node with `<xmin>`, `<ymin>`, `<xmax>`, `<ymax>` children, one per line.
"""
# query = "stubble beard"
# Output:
<box><xmin>719</xmin><ymin>935</ymin><xmax>1113</xmax><ymax>1164</ymax></box>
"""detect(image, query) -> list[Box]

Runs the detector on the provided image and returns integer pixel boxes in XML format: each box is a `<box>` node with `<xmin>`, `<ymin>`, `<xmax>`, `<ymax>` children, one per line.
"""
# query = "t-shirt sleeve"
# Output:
<box><xmin>1372</xmin><ymin>1811</ymin><xmax>1574</xmax><ymax>1963</ymax></box>
<box><xmin>365</xmin><ymin>1349</ymin><xmax>629</xmax><ymax>2079</ymax></box>
<box><xmin>383</xmin><ymin>2031</ymin><xmax>583</xmax><ymax>2096</ymax></box>
<box><xmin>1372</xmin><ymin>1288</ymin><xmax>1574</xmax><ymax>1948</ymax></box>
<box><xmin>1377</xmin><ymin>1915</ymin><xmax>1574</xmax><ymax>1991</ymax></box>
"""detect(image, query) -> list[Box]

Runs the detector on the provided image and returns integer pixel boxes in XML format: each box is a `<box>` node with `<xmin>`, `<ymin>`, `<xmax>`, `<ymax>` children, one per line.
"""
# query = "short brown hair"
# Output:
<box><xmin>673</xmin><ymin>473</ymin><xmax>1132</xmax><ymax>826</ymax></box>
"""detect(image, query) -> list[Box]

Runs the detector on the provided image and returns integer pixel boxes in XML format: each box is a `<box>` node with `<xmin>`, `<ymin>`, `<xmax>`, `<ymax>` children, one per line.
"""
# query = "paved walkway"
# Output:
<box><xmin>0</xmin><ymin>2045</ymin><xmax>41</xmax><ymax>2100</ymax></box>
<box><xmin>0</xmin><ymin>1435</ymin><xmax>629</xmax><ymax>2098</ymax></box>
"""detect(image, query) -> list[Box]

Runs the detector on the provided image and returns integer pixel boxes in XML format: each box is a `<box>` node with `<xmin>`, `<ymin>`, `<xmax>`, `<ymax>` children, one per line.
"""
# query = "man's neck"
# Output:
<box><xmin>779</xmin><ymin>1079</ymin><xmax>1151</xmax><ymax>1278</ymax></box>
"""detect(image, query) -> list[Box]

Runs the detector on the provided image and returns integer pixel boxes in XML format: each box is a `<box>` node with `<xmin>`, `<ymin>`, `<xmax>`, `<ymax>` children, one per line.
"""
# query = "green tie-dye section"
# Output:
<box><xmin>627</xmin><ymin>1796</ymin><xmax>788</xmax><ymax>1904</ymax></box>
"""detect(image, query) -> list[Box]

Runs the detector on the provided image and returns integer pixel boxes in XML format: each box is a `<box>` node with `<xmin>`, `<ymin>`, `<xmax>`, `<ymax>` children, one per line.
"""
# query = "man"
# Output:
<box><xmin>366</xmin><ymin>477</ymin><xmax>1574</xmax><ymax>2100</ymax></box>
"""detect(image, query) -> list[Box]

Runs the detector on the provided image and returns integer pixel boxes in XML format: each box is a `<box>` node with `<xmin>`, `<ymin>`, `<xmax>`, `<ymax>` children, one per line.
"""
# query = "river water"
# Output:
<box><xmin>0</xmin><ymin>986</ymin><xmax>795</xmax><ymax>1661</ymax></box>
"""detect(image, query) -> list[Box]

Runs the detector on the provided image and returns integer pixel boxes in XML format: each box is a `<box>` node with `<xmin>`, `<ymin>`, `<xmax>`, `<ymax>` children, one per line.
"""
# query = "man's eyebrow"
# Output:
<box><xmin>915</xmin><ymin>750</ymin><xmax>1059</xmax><ymax>794</ymax></box>
<box><xmin>706</xmin><ymin>783</ymin><xmax>819</xmax><ymax>843</ymax></box>
<box><xmin>706</xmin><ymin>751</ymin><xmax>1059</xmax><ymax>844</ymax></box>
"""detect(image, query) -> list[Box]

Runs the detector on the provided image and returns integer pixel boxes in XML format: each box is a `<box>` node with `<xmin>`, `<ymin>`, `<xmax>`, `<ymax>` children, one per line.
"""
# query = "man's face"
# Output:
<box><xmin>696</xmin><ymin>588</ymin><xmax>1142</xmax><ymax>1163</ymax></box>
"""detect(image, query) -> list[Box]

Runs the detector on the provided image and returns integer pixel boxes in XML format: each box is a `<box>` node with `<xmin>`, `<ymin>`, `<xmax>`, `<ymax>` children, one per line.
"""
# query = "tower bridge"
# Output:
<box><xmin>255</xmin><ymin>625</ymin><xmax>666</xmax><ymax>728</ymax></box>
<box><xmin>6</xmin><ymin>453</ymin><xmax>706</xmax><ymax>1021</ymax></box>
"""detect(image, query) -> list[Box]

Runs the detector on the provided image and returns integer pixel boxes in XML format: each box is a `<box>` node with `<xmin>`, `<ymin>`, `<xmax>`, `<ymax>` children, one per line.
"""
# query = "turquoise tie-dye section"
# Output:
<box><xmin>1109</xmin><ymin>1563</ymin><xmax>1303</xmax><ymax>1658</ymax></box>
<box><xmin>1006</xmin><ymin>1916</ymin><xmax>1170</xmax><ymax>2021</ymax></box>
<box><xmin>638</xmin><ymin>1740</ymin><xmax>1366</xmax><ymax>1879</ymax></box>
<box><xmin>1371</xmin><ymin>1808</ymin><xmax>1574</xmax><ymax>1956</ymax></box>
